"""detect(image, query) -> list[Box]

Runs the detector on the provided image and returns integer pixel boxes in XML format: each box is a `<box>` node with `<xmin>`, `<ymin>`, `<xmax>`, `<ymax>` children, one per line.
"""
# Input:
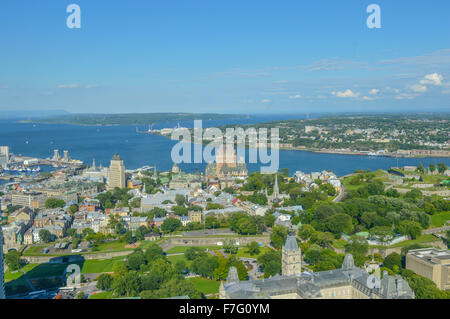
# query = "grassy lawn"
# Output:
<box><xmin>81</xmin><ymin>256</ymin><xmax>126</xmax><ymax>274</ymax></box>
<box><xmin>332</xmin><ymin>239</ymin><xmax>348</xmax><ymax>249</ymax></box>
<box><xmin>165</xmin><ymin>245</ymin><xmax>221</xmax><ymax>254</ymax></box>
<box><xmin>187</xmin><ymin>277</ymin><xmax>220</xmax><ymax>295</ymax></box>
<box><xmin>5</xmin><ymin>277</ymin><xmax>32</xmax><ymax>296</ymax></box>
<box><xmin>25</xmin><ymin>263</ymin><xmax>68</xmax><ymax>279</ymax></box>
<box><xmin>89</xmin><ymin>291</ymin><xmax>113</xmax><ymax>299</ymax></box>
<box><xmin>370</xmin><ymin>234</ymin><xmax>441</xmax><ymax>249</ymax></box>
<box><xmin>235</xmin><ymin>246</ymin><xmax>272</xmax><ymax>259</ymax></box>
<box><xmin>430</xmin><ymin>212</ymin><xmax>450</xmax><ymax>228</ymax></box>
<box><xmin>22</xmin><ymin>244</ymin><xmax>53</xmax><ymax>256</ymax></box>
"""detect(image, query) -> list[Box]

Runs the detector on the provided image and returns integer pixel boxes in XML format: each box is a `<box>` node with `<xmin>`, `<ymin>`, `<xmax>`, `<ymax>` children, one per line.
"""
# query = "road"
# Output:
<box><xmin>333</xmin><ymin>183</ymin><xmax>346</xmax><ymax>203</ymax></box>
<box><xmin>423</xmin><ymin>225</ymin><xmax>450</xmax><ymax>235</ymax></box>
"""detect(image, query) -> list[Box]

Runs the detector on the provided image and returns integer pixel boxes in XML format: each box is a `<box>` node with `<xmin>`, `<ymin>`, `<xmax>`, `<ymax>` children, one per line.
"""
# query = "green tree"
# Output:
<box><xmin>383</xmin><ymin>253</ymin><xmax>402</xmax><ymax>271</ymax></box>
<box><xmin>246</xmin><ymin>241</ymin><xmax>261</xmax><ymax>256</ymax></box>
<box><xmin>174</xmin><ymin>260</ymin><xmax>187</xmax><ymax>274</ymax></box>
<box><xmin>175</xmin><ymin>194</ymin><xmax>186</xmax><ymax>206</ymax></box>
<box><xmin>4</xmin><ymin>250</ymin><xmax>22</xmax><ymax>271</ymax></box>
<box><xmin>437</xmin><ymin>163</ymin><xmax>447</xmax><ymax>175</ymax></box>
<box><xmin>325</xmin><ymin>213</ymin><xmax>353</xmax><ymax>236</ymax></box>
<box><xmin>135</xmin><ymin>225</ymin><xmax>148</xmax><ymax>241</ymax></box>
<box><xmin>39</xmin><ymin>229</ymin><xmax>52</xmax><ymax>243</ymax></box>
<box><xmin>126</xmin><ymin>250</ymin><xmax>146</xmax><ymax>270</ymax></box>
<box><xmin>397</xmin><ymin>220</ymin><xmax>422</xmax><ymax>239</ymax></box>
<box><xmin>45</xmin><ymin>198</ymin><xmax>66</xmax><ymax>209</ymax></box>
<box><xmin>223</xmin><ymin>239</ymin><xmax>238</xmax><ymax>254</ymax></box>
<box><xmin>270</xmin><ymin>225</ymin><xmax>288</xmax><ymax>249</ymax></box>
<box><xmin>112</xmin><ymin>271</ymin><xmax>142</xmax><ymax>297</ymax></box>
<box><xmin>96</xmin><ymin>273</ymin><xmax>113</xmax><ymax>291</ymax></box>
<box><xmin>191</xmin><ymin>255</ymin><xmax>218</xmax><ymax>278</ymax></box>
<box><xmin>161</xmin><ymin>217</ymin><xmax>182</xmax><ymax>233</ymax></box>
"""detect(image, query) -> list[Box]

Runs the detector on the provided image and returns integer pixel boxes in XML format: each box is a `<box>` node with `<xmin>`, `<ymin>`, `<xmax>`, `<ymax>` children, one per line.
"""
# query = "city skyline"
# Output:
<box><xmin>1</xmin><ymin>0</ymin><xmax>450</xmax><ymax>114</ymax></box>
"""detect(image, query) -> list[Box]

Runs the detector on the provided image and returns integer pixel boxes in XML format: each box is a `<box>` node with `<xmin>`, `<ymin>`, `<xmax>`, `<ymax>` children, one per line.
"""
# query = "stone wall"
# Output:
<box><xmin>21</xmin><ymin>250</ymin><xmax>132</xmax><ymax>264</ymax></box>
<box><xmin>161</xmin><ymin>236</ymin><xmax>270</xmax><ymax>251</ymax></box>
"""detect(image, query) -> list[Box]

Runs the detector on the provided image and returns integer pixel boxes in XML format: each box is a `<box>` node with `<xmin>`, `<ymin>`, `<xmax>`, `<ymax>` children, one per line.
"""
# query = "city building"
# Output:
<box><xmin>0</xmin><ymin>146</ymin><xmax>9</xmax><ymax>168</ymax></box>
<box><xmin>188</xmin><ymin>211</ymin><xmax>203</xmax><ymax>223</ymax></box>
<box><xmin>406</xmin><ymin>248</ymin><xmax>450</xmax><ymax>290</ymax></box>
<box><xmin>107</xmin><ymin>153</ymin><xmax>126</xmax><ymax>190</ymax></box>
<box><xmin>219</xmin><ymin>237</ymin><xmax>414</xmax><ymax>299</ymax></box>
<box><xmin>205</xmin><ymin>145</ymin><xmax>248</xmax><ymax>189</ymax></box>
<box><xmin>11</xmin><ymin>191</ymin><xmax>47</xmax><ymax>209</ymax></box>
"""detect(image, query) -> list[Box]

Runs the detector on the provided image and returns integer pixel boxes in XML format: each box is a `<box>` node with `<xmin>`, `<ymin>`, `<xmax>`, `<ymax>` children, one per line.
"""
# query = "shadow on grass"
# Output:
<box><xmin>5</xmin><ymin>255</ymin><xmax>86</xmax><ymax>298</ymax></box>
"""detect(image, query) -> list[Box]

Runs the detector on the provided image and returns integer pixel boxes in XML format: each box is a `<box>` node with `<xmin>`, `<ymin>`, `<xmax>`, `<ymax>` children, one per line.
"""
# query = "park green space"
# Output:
<box><xmin>89</xmin><ymin>291</ymin><xmax>113</xmax><ymax>299</ymax></box>
<box><xmin>430</xmin><ymin>212</ymin><xmax>450</xmax><ymax>228</ymax></box>
<box><xmin>369</xmin><ymin>234</ymin><xmax>440</xmax><ymax>249</ymax></box>
<box><xmin>186</xmin><ymin>277</ymin><xmax>220</xmax><ymax>295</ymax></box>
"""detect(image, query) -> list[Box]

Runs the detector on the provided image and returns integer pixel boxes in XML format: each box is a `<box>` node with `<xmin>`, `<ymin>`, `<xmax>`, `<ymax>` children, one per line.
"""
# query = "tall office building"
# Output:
<box><xmin>0</xmin><ymin>225</ymin><xmax>5</xmax><ymax>299</ymax></box>
<box><xmin>0</xmin><ymin>146</ymin><xmax>9</xmax><ymax>168</ymax></box>
<box><xmin>63</xmin><ymin>150</ymin><xmax>70</xmax><ymax>162</ymax></box>
<box><xmin>107</xmin><ymin>153</ymin><xmax>126</xmax><ymax>190</ymax></box>
<box><xmin>52</xmin><ymin>149</ymin><xmax>60</xmax><ymax>161</ymax></box>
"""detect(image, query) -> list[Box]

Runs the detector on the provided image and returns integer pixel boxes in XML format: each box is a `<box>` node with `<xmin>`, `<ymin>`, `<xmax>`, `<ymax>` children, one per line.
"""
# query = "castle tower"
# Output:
<box><xmin>226</xmin><ymin>266</ymin><xmax>240</xmax><ymax>284</ymax></box>
<box><xmin>282</xmin><ymin>235</ymin><xmax>301</xmax><ymax>276</ymax></box>
<box><xmin>0</xmin><ymin>225</ymin><xmax>5</xmax><ymax>299</ymax></box>
<box><xmin>107</xmin><ymin>153</ymin><xmax>126</xmax><ymax>190</ymax></box>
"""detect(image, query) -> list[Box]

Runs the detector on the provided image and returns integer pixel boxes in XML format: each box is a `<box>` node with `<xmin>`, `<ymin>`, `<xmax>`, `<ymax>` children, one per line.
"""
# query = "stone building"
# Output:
<box><xmin>107</xmin><ymin>153</ymin><xmax>126</xmax><ymax>190</ymax></box>
<box><xmin>282</xmin><ymin>235</ymin><xmax>302</xmax><ymax>276</ymax></box>
<box><xmin>406</xmin><ymin>248</ymin><xmax>450</xmax><ymax>290</ymax></box>
<box><xmin>220</xmin><ymin>237</ymin><xmax>414</xmax><ymax>299</ymax></box>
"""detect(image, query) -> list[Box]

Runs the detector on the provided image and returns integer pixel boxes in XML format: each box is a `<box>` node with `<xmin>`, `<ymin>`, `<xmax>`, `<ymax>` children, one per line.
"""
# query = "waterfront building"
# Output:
<box><xmin>107</xmin><ymin>153</ymin><xmax>126</xmax><ymax>190</ymax></box>
<box><xmin>0</xmin><ymin>146</ymin><xmax>9</xmax><ymax>168</ymax></box>
<box><xmin>52</xmin><ymin>149</ymin><xmax>61</xmax><ymax>161</ymax></box>
<box><xmin>406</xmin><ymin>248</ymin><xmax>450</xmax><ymax>290</ymax></box>
<box><xmin>220</xmin><ymin>237</ymin><xmax>414</xmax><ymax>299</ymax></box>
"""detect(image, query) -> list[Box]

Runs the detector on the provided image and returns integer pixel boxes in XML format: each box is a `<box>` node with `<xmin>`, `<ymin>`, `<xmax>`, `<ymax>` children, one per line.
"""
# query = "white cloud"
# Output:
<box><xmin>419</xmin><ymin>73</ymin><xmax>443</xmax><ymax>86</ymax></box>
<box><xmin>410</xmin><ymin>84</ymin><xmax>428</xmax><ymax>93</ymax></box>
<box><xmin>362</xmin><ymin>96</ymin><xmax>373</xmax><ymax>101</ymax></box>
<box><xmin>58</xmin><ymin>84</ymin><xmax>80</xmax><ymax>89</ymax></box>
<box><xmin>369</xmin><ymin>89</ymin><xmax>379</xmax><ymax>95</ymax></box>
<box><xmin>261</xmin><ymin>99</ymin><xmax>271</xmax><ymax>103</ymax></box>
<box><xmin>395</xmin><ymin>93</ymin><xmax>418</xmax><ymax>100</ymax></box>
<box><xmin>289</xmin><ymin>94</ymin><xmax>302</xmax><ymax>99</ymax></box>
<box><xmin>331</xmin><ymin>89</ymin><xmax>359</xmax><ymax>98</ymax></box>
<box><xmin>58</xmin><ymin>84</ymin><xmax>100</xmax><ymax>89</ymax></box>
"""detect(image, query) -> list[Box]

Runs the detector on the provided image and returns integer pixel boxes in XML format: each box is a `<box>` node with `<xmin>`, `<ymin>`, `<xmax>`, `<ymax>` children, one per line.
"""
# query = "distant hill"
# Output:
<box><xmin>0</xmin><ymin>109</ymin><xmax>70</xmax><ymax>119</ymax></box>
<box><xmin>27</xmin><ymin>112</ymin><xmax>246</xmax><ymax>125</ymax></box>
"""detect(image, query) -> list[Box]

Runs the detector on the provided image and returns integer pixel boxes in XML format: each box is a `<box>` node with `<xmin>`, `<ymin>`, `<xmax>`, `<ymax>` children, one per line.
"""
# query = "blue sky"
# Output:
<box><xmin>1</xmin><ymin>0</ymin><xmax>450</xmax><ymax>114</ymax></box>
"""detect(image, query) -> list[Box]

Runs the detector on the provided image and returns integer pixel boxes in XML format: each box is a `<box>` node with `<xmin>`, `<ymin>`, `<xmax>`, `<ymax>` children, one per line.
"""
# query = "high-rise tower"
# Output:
<box><xmin>107</xmin><ymin>153</ymin><xmax>126</xmax><ymax>190</ymax></box>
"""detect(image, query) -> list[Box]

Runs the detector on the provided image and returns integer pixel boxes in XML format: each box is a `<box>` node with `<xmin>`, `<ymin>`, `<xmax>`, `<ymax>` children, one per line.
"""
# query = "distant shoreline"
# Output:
<box><xmin>156</xmin><ymin>133</ymin><xmax>450</xmax><ymax>159</ymax></box>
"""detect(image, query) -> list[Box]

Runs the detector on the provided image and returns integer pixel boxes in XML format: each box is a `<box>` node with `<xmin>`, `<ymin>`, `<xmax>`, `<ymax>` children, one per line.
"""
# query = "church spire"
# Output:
<box><xmin>273</xmin><ymin>174</ymin><xmax>279</xmax><ymax>199</ymax></box>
